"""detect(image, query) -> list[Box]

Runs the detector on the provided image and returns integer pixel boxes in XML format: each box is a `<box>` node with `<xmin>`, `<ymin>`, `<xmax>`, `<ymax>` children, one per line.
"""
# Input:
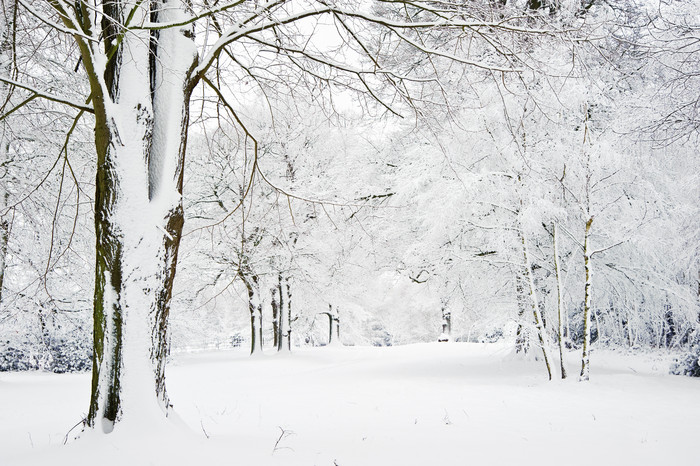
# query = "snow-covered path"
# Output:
<box><xmin>2</xmin><ymin>343</ymin><xmax>697</xmax><ymax>465</ymax></box>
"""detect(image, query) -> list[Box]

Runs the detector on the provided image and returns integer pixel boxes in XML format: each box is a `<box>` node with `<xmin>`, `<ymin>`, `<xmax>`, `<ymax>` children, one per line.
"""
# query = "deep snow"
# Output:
<box><xmin>2</xmin><ymin>342</ymin><xmax>697</xmax><ymax>465</ymax></box>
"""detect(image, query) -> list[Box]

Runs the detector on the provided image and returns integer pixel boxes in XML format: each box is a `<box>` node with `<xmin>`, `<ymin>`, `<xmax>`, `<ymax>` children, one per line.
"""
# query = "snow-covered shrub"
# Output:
<box><xmin>367</xmin><ymin>321</ymin><xmax>392</xmax><ymax>347</ymax></box>
<box><xmin>482</xmin><ymin>329</ymin><xmax>504</xmax><ymax>343</ymax></box>
<box><xmin>0</xmin><ymin>332</ymin><xmax>91</xmax><ymax>373</ymax></box>
<box><xmin>670</xmin><ymin>346</ymin><xmax>700</xmax><ymax>377</ymax></box>
<box><xmin>48</xmin><ymin>337</ymin><xmax>91</xmax><ymax>373</ymax></box>
<box><xmin>0</xmin><ymin>345</ymin><xmax>34</xmax><ymax>371</ymax></box>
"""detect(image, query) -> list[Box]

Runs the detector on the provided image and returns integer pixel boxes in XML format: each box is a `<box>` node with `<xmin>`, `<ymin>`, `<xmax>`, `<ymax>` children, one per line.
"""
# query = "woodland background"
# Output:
<box><xmin>0</xmin><ymin>0</ymin><xmax>698</xmax><ymax>380</ymax></box>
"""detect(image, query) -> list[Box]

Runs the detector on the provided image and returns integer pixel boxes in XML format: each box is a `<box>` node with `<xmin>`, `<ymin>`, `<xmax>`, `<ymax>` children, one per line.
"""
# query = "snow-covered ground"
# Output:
<box><xmin>2</xmin><ymin>342</ymin><xmax>697</xmax><ymax>465</ymax></box>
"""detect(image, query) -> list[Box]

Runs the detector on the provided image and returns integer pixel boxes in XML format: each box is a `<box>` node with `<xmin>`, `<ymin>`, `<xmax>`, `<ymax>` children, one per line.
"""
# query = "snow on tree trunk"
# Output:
<box><xmin>241</xmin><ymin>272</ymin><xmax>263</xmax><ymax>355</ymax></box>
<box><xmin>0</xmin><ymin>152</ymin><xmax>8</xmax><ymax>306</ymax></box>
<box><xmin>277</xmin><ymin>274</ymin><xmax>287</xmax><ymax>352</ymax></box>
<box><xmin>579</xmin><ymin>216</ymin><xmax>594</xmax><ymax>381</ymax></box>
<box><xmin>514</xmin><ymin>272</ymin><xmax>530</xmax><ymax>353</ymax></box>
<box><xmin>518</xmin><ymin>222</ymin><xmax>553</xmax><ymax>380</ymax></box>
<box><xmin>85</xmin><ymin>1</ymin><xmax>197</xmax><ymax>430</ymax></box>
<box><xmin>438</xmin><ymin>305</ymin><xmax>451</xmax><ymax>342</ymax></box>
<box><xmin>271</xmin><ymin>286</ymin><xmax>279</xmax><ymax>348</ymax></box>
<box><xmin>0</xmin><ymin>0</ymin><xmax>15</xmax><ymax>307</ymax></box>
<box><xmin>257</xmin><ymin>288</ymin><xmax>264</xmax><ymax>352</ymax></box>
<box><xmin>272</xmin><ymin>274</ymin><xmax>293</xmax><ymax>352</ymax></box>
<box><xmin>281</xmin><ymin>277</ymin><xmax>293</xmax><ymax>351</ymax></box>
<box><xmin>552</xmin><ymin>222</ymin><xmax>568</xmax><ymax>379</ymax></box>
<box><xmin>326</xmin><ymin>304</ymin><xmax>341</xmax><ymax>346</ymax></box>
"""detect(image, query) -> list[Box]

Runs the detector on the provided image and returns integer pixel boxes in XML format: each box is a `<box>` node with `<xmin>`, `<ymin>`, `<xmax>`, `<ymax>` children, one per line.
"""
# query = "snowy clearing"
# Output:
<box><xmin>2</xmin><ymin>342</ymin><xmax>697</xmax><ymax>466</ymax></box>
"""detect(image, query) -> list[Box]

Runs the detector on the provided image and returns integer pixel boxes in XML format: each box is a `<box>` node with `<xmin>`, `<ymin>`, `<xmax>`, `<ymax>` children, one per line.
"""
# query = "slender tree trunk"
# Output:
<box><xmin>325</xmin><ymin>312</ymin><xmax>333</xmax><ymax>345</ymax></box>
<box><xmin>0</xmin><ymin>178</ymin><xmax>8</xmax><ymax>306</ymax></box>
<box><xmin>271</xmin><ymin>286</ymin><xmax>279</xmax><ymax>348</ymax></box>
<box><xmin>514</xmin><ymin>272</ymin><xmax>530</xmax><ymax>353</ymax></box>
<box><xmin>37</xmin><ymin>307</ymin><xmax>53</xmax><ymax>368</ymax></box>
<box><xmin>579</xmin><ymin>216</ymin><xmax>594</xmax><ymax>381</ymax></box>
<box><xmin>257</xmin><ymin>287</ymin><xmax>264</xmax><ymax>350</ymax></box>
<box><xmin>83</xmin><ymin>1</ymin><xmax>198</xmax><ymax>430</ymax></box>
<box><xmin>284</xmin><ymin>277</ymin><xmax>293</xmax><ymax>351</ymax></box>
<box><xmin>625</xmin><ymin>311</ymin><xmax>633</xmax><ymax>348</ymax></box>
<box><xmin>334</xmin><ymin>308</ymin><xmax>340</xmax><ymax>344</ymax></box>
<box><xmin>277</xmin><ymin>273</ymin><xmax>287</xmax><ymax>351</ymax></box>
<box><xmin>327</xmin><ymin>307</ymin><xmax>333</xmax><ymax>345</ymax></box>
<box><xmin>663</xmin><ymin>302</ymin><xmax>676</xmax><ymax>348</ymax></box>
<box><xmin>241</xmin><ymin>272</ymin><xmax>262</xmax><ymax>355</ymax></box>
<box><xmin>553</xmin><ymin>222</ymin><xmax>567</xmax><ymax>379</ymax></box>
<box><xmin>248</xmin><ymin>287</ymin><xmax>257</xmax><ymax>355</ymax></box>
<box><xmin>438</xmin><ymin>305</ymin><xmax>451</xmax><ymax>342</ymax></box>
<box><xmin>0</xmin><ymin>0</ymin><xmax>16</xmax><ymax>308</ymax></box>
<box><xmin>518</xmin><ymin>225</ymin><xmax>553</xmax><ymax>380</ymax></box>
<box><xmin>326</xmin><ymin>304</ymin><xmax>341</xmax><ymax>346</ymax></box>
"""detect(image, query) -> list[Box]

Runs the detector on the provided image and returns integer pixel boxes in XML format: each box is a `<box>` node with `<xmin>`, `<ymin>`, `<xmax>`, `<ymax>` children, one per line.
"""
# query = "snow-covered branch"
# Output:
<box><xmin>0</xmin><ymin>76</ymin><xmax>93</xmax><ymax>113</ymax></box>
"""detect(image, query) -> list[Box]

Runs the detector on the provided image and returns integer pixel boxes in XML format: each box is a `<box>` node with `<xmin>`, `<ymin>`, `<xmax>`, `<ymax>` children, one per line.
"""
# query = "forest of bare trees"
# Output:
<box><xmin>0</xmin><ymin>0</ymin><xmax>698</xmax><ymax>433</ymax></box>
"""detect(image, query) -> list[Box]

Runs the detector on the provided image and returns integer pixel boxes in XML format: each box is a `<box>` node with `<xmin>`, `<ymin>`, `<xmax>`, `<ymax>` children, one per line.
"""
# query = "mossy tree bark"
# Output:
<box><xmin>50</xmin><ymin>0</ymin><xmax>199</xmax><ymax>430</ymax></box>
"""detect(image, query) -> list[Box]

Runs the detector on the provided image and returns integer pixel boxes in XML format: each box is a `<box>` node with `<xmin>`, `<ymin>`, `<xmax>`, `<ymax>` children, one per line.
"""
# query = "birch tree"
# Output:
<box><xmin>0</xmin><ymin>0</ymin><xmax>15</xmax><ymax>306</ymax></box>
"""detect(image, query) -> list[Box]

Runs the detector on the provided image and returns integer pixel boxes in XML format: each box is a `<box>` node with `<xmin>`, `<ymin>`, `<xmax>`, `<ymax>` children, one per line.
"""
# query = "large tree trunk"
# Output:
<box><xmin>84</xmin><ymin>1</ymin><xmax>197</xmax><ymax>430</ymax></box>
